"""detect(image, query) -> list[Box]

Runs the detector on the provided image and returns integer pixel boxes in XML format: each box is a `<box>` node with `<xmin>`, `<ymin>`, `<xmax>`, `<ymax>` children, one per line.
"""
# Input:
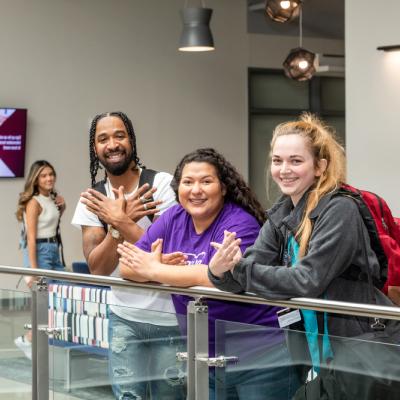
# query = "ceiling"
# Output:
<box><xmin>247</xmin><ymin>0</ymin><xmax>344</xmax><ymax>40</ymax></box>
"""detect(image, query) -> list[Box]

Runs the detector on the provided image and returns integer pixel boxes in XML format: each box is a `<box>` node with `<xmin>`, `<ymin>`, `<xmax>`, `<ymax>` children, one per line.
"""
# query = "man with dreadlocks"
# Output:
<box><xmin>72</xmin><ymin>111</ymin><xmax>185</xmax><ymax>400</ymax></box>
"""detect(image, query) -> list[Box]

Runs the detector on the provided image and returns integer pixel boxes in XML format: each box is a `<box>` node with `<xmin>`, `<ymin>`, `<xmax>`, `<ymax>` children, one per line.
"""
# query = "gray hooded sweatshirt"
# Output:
<box><xmin>209</xmin><ymin>190</ymin><xmax>396</xmax><ymax>338</ymax></box>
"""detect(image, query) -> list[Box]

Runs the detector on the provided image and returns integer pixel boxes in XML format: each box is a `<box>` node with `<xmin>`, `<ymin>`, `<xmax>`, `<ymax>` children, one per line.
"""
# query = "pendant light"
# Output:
<box><xmin>265</xmin><ymin>0</ymin><xmax>301</xmax><ymax>23</ymax></box>
<box><xmin>283</xmin><ymin>6</ymin><xmax>315</xmax><ymax>81</ymax></box>
<box><xmin>179</xmin><ymin>0</ymin><xmax>214</xmax><ymax>52</ymax></box>
<box><xmin>377</xmin><ymin>45</ymin><xmax>400</xmax><ymax>52</ymax></box>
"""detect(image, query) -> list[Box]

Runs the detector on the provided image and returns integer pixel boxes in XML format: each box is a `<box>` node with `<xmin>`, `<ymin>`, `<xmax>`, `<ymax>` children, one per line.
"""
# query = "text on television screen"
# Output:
<box><xmin>0</xmin><ymin>108</ymin><xmax>27</xmax><ymax>178</ymax></box>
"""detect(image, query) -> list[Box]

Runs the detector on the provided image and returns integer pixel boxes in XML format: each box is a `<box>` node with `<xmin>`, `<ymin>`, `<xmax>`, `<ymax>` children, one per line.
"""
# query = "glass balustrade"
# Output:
<box><xmin>214</xmin><ymin>318</ymin><xmax>400</xmax><ymax>400</ymax></box>
<box><xmin>2</xmin><ymin>266</ymin><xmax>400</xmax><ymax>400</ymax></box>
<box><xmin>48</xmin><ymin>282</ymin><xmax>187</xmax><ymax>400</ymax></box>
<box><xmin>213</xmin><ymin>320</ymin><xmax>297</xmax><ymax>400</ymax></box>
<box><xmin>0</xmin><ymin>287</ymin><xmax>32</xmax><ymax>400</ymax></box>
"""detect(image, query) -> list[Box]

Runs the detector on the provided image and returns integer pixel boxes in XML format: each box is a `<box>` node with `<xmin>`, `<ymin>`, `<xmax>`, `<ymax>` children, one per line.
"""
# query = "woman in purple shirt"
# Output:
<box><xmin>118</xmin><ymin>148</ymin><xmax>298</xmax><ymax>399</ymax></box>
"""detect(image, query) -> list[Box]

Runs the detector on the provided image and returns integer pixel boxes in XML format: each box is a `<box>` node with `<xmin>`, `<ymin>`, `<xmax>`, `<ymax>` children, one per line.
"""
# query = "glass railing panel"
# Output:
<box><xmin>0</xmin><ymin>287</ymin><xmax>32</xmax><ymax>399</ymax></box>
<box><xmin>215</xmin><ymin>318</ymin><xmax>400</xmax><ymax>400</ymax></box>
<box><xmin>49</xmin><ymin>282</ymin><xmax>187</xmax><ymax>400</ymax></box>
<box><xmin>320</xmin><ymin>333</ymin><xmax>400</xmax><ymax>399</ymax></box>
<box><xmin>214</xmin><ymin>320</ymin><xmax>297</xmax><ymax>400</ymax></box>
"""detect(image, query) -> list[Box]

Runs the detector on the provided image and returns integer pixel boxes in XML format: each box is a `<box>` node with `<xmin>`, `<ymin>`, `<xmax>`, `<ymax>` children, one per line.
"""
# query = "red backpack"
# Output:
<box><xmin>340</xmin><ymin>184</ymin><xmax>400</xmax><ymax>299</ymax></box>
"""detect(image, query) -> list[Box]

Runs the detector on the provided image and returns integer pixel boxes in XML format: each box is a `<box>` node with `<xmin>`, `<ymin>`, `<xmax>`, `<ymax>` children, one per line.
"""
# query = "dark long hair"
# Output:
<box><xmin>16</xmin><ymin>160</ymin><xmax>57</xmax><ymax>221</ymax></box>
<box><xmin>171</xmin><ymin>148</ymin><xmax>266</xmax><ymax>225</ymax></box>
<box><xmin>88</xmin><ymin>111</ymin><xmax>143</xmax><ymax>187</ymax></box>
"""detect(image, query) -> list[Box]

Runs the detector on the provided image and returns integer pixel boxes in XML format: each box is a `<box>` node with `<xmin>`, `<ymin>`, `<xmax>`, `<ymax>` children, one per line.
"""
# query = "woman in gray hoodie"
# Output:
<box><xmin>208</xmin><ymin>113</ymin><xmax>400</xmax><ymax>399</ymax></box>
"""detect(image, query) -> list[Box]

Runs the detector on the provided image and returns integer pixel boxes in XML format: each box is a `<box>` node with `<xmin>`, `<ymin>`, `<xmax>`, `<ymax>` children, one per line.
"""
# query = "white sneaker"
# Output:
<box><xmin>14</xmin><ymin>335</ymin><xmax>32</xmax><ymax>360</ymax></box>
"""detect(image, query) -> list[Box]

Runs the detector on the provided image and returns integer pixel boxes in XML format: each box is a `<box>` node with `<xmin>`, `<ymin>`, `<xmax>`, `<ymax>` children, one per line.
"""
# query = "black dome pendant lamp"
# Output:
<box><xmin>179</xmin><ymin>0</ymin><xmax>214</xmax><ymax>52</ymax></box>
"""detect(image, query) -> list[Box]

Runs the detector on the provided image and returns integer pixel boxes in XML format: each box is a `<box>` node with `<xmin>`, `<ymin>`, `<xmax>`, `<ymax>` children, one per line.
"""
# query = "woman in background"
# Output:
<box><xmin>15</xmin><ymin>160</ymin><xmax>65</xmax><ymax>359</ymax></box>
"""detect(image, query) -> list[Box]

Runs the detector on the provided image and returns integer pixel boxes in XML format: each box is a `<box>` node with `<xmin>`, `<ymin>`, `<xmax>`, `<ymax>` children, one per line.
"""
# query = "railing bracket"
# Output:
<box><xmin>196</xmin><ymin>355</ymin><xmax>239</xmax><ymax>368</ymax></box>
<box><xmin>38</xmin><ymin>325</ymin><xmax>71</xmax><ymax>339</ymax></box>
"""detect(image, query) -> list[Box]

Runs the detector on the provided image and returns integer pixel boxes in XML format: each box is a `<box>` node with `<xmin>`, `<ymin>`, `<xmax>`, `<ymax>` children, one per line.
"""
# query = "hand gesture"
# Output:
<box><xmin>154</xmin><ymin>239</ymin><xmax>188</xmax><ymax>265</ymax></box>
<box><xmin>209</xmin><ymin>231</ymin><xmax>242</xmax><ymax>277</ymax></box>
<box><xmin>117</xmin><ymin>239</ymin><xmax>164</xmax><ymax>281</ymax></box>
<box><xmin>80</xmin><ymin>186</ymin><xmax>127</xmax><ymax>225</ymax></box>
<box><xmin>25</xmin><ymin>276</ymin><xmax>35</xmax><ymax>289</ymax></box>
<box><xmin>125</xmin><ymin>184</ymin><xmax>163</xmax><ymax>223</ymax></box>
<box><xmin>55</xmin><ymin>195</ymin><xmax>66</xmax><ymax>213</ymax></box>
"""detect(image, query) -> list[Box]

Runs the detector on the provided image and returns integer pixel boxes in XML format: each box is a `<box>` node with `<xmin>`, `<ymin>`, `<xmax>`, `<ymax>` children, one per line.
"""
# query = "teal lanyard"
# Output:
<box><xmin>287</xmin><ymin>235</ymin><xmax>334</xmax><ymax>371</ymax></box>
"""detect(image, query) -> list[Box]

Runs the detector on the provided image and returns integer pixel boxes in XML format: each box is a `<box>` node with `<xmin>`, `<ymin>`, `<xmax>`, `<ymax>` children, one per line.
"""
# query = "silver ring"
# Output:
<box><xmin>143</xmin><ymin>203</ymin><xmax>148</xmax><ymax>211</ymax></box>
<box><xmin>140</xmin><ymin>196</ymin><xmax>147</xmax><ymax>204</ymax></box>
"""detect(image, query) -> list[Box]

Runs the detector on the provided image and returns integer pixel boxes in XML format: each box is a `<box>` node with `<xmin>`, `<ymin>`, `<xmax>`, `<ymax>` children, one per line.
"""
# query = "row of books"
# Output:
<box><xmin>48</xmin><ymin>284</ymin><xmax>111</xmax><ymax>348</ymax></box>
<box><xmin>48</xmin><ymin>309</ymin><xmax>109</xmax><ymax>348</ymax></box>
<box><xmin>49</xmin><ymin>284</ymin><xmax>110</xmax><ymax>318</ymax></box>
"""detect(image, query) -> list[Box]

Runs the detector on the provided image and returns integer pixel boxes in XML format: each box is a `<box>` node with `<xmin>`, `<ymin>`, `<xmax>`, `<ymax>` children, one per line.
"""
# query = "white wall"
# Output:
<box><xmin>0</xmin><ymin>0</ymin><xmax>346</xmax><ymax>269</ymax></box>
<box><xmin>0</xmin><ymin>0</ymin><xmax>248</xmax><ymax>267</ymax></box>
<box><xmin>346</xmin><ymin>0</ymin><xmax>400</xmax><ymax>215</ymax></box>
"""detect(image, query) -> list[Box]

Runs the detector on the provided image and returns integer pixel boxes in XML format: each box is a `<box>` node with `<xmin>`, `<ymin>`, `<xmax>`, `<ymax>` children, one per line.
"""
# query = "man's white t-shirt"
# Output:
<box><xmin>71</xmin><ymin>170</ymin><xmax>178</xmax><ymax>326</ymax></box>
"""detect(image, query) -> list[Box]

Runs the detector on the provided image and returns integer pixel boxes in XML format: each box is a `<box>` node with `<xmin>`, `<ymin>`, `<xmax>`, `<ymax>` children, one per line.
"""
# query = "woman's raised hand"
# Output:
<box><xmin>209</xmin><ymin>230</ymin><xmax>242</xmax><ymax>277</ymax></box>
<box><xmin>149</xmin><ymin>239</ymin><xmax>187</xmax><ymax>265</ymax></box>
<box><xmin>117</xmin><ymin>239</ymin><xmax>165</xmax><ymax>282</ymax></box>
<box><xmin>117</xmin><ymin>238</ymin><xmax>188</xmax><ymax>283</ymax></box>
<box><xmin>55</xmin><ymin>195</ymin><xmax>66</xmax><ymax>213</ymax></box>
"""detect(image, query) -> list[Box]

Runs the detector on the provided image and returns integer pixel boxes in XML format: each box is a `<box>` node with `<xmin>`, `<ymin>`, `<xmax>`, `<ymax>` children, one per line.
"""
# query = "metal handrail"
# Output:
<box><xmin>2</xmin><ymin>264</ymin><xmax>400</xmax><ymax>320</ymax></box>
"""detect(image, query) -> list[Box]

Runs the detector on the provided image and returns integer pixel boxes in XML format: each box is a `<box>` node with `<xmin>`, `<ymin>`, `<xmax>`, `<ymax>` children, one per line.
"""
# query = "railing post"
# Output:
<box><xmin>31</xmin><ymin>279</ymin><xmax>49</xmax><ymax>400</ymax></box>
<box><xmin>187</xmin><ymin>298</ymin><xmax>209</xmax><ymax>400</ymax></box>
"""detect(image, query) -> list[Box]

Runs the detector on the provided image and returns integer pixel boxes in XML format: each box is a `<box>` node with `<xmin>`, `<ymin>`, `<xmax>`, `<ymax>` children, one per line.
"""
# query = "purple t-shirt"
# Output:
<box><xmin>136</xmin><ymin>201</ymin><xmax>282</xmax><ymax>353</ymax></box>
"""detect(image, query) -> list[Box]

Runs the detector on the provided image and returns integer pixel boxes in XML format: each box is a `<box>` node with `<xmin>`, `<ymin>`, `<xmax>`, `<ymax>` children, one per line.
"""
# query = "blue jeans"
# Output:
<box><xmin>210</xmin><ymin>342</ymin><xmax>299</xmax><ymax>400</ymax></box>
<box><xmin>108</xmin><ymin>312</ymin><xmax>186</xmax><ymax>400</ymax></box>
<box><xmin>22</xmin><ymin>242</ymin><xmax>65</xmax><ymax>271</ymax></box>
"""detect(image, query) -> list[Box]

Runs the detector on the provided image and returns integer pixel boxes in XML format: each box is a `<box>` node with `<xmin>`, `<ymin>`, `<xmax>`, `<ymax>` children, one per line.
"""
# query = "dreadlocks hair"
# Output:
<box><xmin>171</xmin><ymin>148</ymin><xmax>266</xmax><ymax>226</ymax></box>
<box><xmin>88</xmin><ymin>111</ymin><xmax>143</xmax><ymax>188</ymax></box>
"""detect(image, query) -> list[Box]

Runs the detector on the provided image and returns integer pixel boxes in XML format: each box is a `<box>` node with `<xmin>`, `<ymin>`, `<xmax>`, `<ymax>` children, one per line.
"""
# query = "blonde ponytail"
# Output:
<box><xmin>270</xmin><ymin>113</ymin><xmax>346</xmax><ymax>257</ymax></box>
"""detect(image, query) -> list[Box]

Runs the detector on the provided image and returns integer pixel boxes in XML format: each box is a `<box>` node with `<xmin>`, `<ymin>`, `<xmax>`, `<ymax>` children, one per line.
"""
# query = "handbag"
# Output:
<box><xmin>293</xmin><ymin>325</ymin><xmax>400</xmax><ymax>400</ymax></box>
<box><xmin>293</xmin><ymin>367</ymin><xmax>347</xmax><ymax>400</ymax></box>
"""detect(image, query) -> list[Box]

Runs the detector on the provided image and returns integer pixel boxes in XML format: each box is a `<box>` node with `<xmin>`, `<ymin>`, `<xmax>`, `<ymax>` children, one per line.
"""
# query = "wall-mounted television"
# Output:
<box><xmin>0</xmin><ymin>108</ymin><xmax>27</xmax><ymax>178</ymax></box>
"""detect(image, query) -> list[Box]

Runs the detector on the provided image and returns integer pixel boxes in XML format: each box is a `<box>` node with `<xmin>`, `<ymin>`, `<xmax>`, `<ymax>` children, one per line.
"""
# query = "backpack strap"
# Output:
<box><xmin>56</xmin><ymin>219</ymin><xmax>66</xmax><ymax>266</ymax></box>
<box><xmin>138</xmin><ymin>168</ymin><xmax>157</xmax><ymax>223</ymax></box>
<box><xmin>336</xmin><ymin>187</ymin><xmax>387</xmax><ymax>289</ymax></box>
<box><xmin>50</xmin><ymin>191</ymin><xmax>66</xmax><ymax>266</ymax></box>
<box><xmin>19</xmin><ymin>219</ymin><xmax>27</xmax><ymax>249</ymax></box>
<box><xmin>93</xmin><ymin>179</ymin><xmax>108</xmax><ymax>232</ymax></box>
<box><xmin>93</xmin><ymin>169</ymin><xmax>158</xmax><ymax>232</ymax></box>
<box><xmin>93</xmin><ymin>179</ymin><xmax>107</xmax><ymax>196</ymax></box>
<box><xmin>138</xmin><ymin>168</ymin><xmax>157</xmax><ymax>191</ymax></box>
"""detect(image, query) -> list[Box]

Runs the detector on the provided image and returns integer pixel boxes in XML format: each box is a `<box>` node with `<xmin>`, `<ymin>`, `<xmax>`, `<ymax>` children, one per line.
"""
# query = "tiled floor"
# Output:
<box><xmin>0</xmin><ymin>348</ymin><xmax>113</xmax><ymax>400</ymax></box>
<box><xmin>0</xmin><ymin>377</ymin><xmax>83</xmax><ymax>400</ymax></box>
<box><xmin>0</xmin><ymin>377</ymin><xmax>31</xmax><ymax>400</ymax></box>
